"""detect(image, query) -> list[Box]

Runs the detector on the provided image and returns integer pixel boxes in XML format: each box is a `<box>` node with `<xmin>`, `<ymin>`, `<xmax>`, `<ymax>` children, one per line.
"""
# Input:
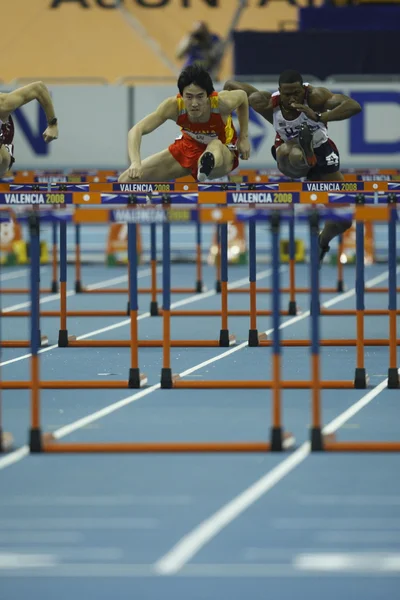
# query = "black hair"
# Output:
<box><xmin>177</xmin><ymin>64</ymin><xmax>214</xmax><ymax>96</ymax></box>
<box><xmin>278</xmin><ymin>70</ymin><xmax>303</xmax><ymax>86</ymax></box>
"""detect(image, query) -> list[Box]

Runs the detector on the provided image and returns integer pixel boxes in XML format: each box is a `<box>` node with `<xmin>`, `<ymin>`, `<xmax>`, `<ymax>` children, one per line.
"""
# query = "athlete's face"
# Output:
<box><xmin>182</xmin><ymin>84</ymin><xmax>209</xmax><ymax>119</ymax></box>
<box><xmin>279</xmin><ymin>82</ymin><xmax>305</xmax><ymax>111</ymax></box>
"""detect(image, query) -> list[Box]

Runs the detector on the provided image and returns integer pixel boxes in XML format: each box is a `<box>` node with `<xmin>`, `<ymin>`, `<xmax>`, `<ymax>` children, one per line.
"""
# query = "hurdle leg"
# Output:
<box><xmin>387</xmin><ymin>202</ymin><xmax>399</xmax><ymax>388</ymax></box>
<box><xmin>336</xmin><ymin>234</ymin><xmax>345</xmax><ymax>292</ymax></box>
<box><xmin>128</xmin><ymin>224</ymin><xmax>147</xmax><ymax>388</ymax></box>
<box><xmin>287</xmin><ymin>206</ymin><xmax>298</xmax><ymax>315</ymax></box>
<box><xmin>28</xmin><ymin>215</ymin><xmax>42</xmax><ymax>452</ymax></box>
<box><xmin>354</xmin><ymin>211</ymin><xmax>368</xmax><ymax>389</ymax></box>
<box><xmin>195</xmin><ymin>222</ymin><xmax>204</xmax><ymax>293</ymax></box>
<box><xmin>74</xmin><ymin>224</ymin><xmax>83</xmax><ymax>293</ymax></box>
<box><xmin>270</xmin><ymin>212</ymin><xmax>283</xmax><ymax>451</ymax></box>
<box><xmin>58</xmin><ymin>220</ymin><xmax>69</xmax><ymax>347</ymax></box>
<box><xmin>248</xmin><ymin>219</ymin><xmax>259</xmax><ymax>346</ymax></box>
<box><xmin>309</xmin><ymin>211</ymin><xmax>324</xmax><ymax>451</ymax></box>
<box><xmin>161</xmin><ymin>220</ymin><xmax>172</xmax><ymax>388</ymax></box>
<box><xmin>51</xmin><ymin>221</ymin><xmax>59</xmax><ymax>293</ymax></box>
<box><xmin>219</xmin><ymin>221</ymin><xmax>232</xmax><ymax>346</ymax></box>
<box><xmin>215</xmin><ymin>225</ymin><xmax>221</xmax><ymax>293</ymax></box>
<box><xmin>149</xmin><ymin>223</ymin><xmax>159</xmax><ymax>316</ymax></box>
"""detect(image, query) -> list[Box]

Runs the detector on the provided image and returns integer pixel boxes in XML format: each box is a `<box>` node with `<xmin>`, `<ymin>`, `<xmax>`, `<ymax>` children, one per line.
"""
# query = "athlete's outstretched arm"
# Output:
<box><xmin>320</xmin><ymin>90</ymin><xmax>362</xmax><ymax>122</ymax></box>
<box><xmin>218</xmin><ymin>89</ymin><xmax>250</xmax><ymax>159</ymax></box>
<box><xmin>248</xmin><ymin>92</ymin><xmax>273</xmax><ymax>124</ymax></box>
<box><xmin>223</xmin><ymin>80</ymin><xmax>260</xmax><ymax>97</ymax></box>
<box><xmin>127</xmin><ymin>97</ymin><xmax>177</xmax><ymax>179</ymax></box>
<box><xmin>0</xmin><ymin>82</ymin><xmax>58</xmax><ymax>142</ymax></box>
<box><xmin>293</xmin><ymin>87</ymin><xmax>362</xmax><ymax>124</ymax></box>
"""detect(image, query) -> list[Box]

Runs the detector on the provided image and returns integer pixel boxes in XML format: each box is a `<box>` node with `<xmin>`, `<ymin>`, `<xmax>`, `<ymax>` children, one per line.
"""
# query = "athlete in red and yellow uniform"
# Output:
<box><xmin>119</xmin><ymin>64</ymin><xmax>250</xmax><ymax>183</ymax></box>
<box><xmin>169</xmin><ymin>90</ymin><xmax>239</xmax><ymax>181</ymax></box>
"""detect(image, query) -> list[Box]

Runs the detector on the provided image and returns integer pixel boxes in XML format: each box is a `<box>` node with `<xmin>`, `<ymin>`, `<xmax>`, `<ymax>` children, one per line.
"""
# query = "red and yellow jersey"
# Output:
<box><xmin>175</xmin><ymin>91</ymin><xmax>237</xmax><ymax>147</ymax></box>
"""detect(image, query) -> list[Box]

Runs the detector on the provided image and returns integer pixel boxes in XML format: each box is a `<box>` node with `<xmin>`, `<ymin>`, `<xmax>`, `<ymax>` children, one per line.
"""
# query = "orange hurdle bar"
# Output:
<box><xmin>172</xmin><ymin>380</ymin><xmax>355</xmax><ymax>389</ymax></box>
<box><xmin>324</xmin><ymin>441</ymin><xmax>400</xmax><ymax>452</ymax></box>
<box><xmin>0</xmin><ymin>336</ymin><xmax>49</xmax><ymax>348</ymax></box>
<box><xmin>258</xmin><ymin>339</ymin><xmax>400</xmax><ymax>347</ymax></box>
<box><xmin>42</xmin><ymin>441</ymin><xmax>273</xmax><ymax>453</ymax></box>
<box><xmin>0</xmin><ymin>381</ymin><xmax>131</xmax><ymax>389</ymax></box>
<box><xmin>3</xmin><ymin>308</ymin><xmax>399</xmax><ymax>319</ymax></box>
<box><xmin>65</xmin><ymin>339</ymin><xmax>234</xmax><ymax>348</ymax></box>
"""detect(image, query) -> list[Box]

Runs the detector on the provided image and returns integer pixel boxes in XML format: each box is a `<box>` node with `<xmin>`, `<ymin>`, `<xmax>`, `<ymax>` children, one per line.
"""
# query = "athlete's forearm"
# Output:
<box><xmin>34</xmin><ymin>82</ymin><xmax>56</xmax><ymax>123</ymax></box>
<box><xmin>223</xmin><ymin>80</ymin><xmax>260</xmax><ymax>98</ymax></box>
<box><xmin>128</xmin><ymin>127</ymin><xmax>143</xmax><ymax>164</ymax></box>
<box><xmin>322</xmin><ymin>99</ymin><xmax>361</xmax><ymax>123</ymax></box>
<box><xmin>236</xmin><ymin>95</ymin><xmax>249</xmax><ymax>139</ymax></box>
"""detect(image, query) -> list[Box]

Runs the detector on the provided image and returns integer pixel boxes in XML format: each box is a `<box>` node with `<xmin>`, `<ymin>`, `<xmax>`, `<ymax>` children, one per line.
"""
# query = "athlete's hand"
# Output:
<box><xmin>238</xmin><ymin>136</ymin><xmax>251</xmax><ymax>160</ymax></box>
<box><xmin>290</xmin><ymin>104</ymin><xmax>319</xmax><ymax>121</ymax></box>
<box><xmin>43</xmin><ymin>124</ymin><xmax>58</xmax><ymax>143</ymax></box>
<box><xmin>128</xmin><ymin>162</ymin><xmax>143</xmax><ymax>180</ymax></box>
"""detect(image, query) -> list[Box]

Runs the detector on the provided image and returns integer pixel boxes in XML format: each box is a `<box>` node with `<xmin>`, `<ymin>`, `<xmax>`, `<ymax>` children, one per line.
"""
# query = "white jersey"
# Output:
<box><xmin>272</xmin><ymin>85</ymin><xmax>328</xmax><ymax>148</ymax></box>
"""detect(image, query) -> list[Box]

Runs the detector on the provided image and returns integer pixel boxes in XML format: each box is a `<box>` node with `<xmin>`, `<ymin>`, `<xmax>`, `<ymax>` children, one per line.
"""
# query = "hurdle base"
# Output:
<box><xmin>51</xmin><ymin>281</ymin><xmax>59</xmax><ymax>294</ymax></box>
<box><xmin>126</xmin><ymin>301</ymin><xmax>130</xmax><ymax>316</ymax></box>
<box><xmin>219</xmin><ymin>330</ymin><xmax>235</xmax><ymax>347</ymax></box>
<box><xmin>150</xmin><ymin>301</ymin><xmax>159</xmax><ymax>317</ymax></box>
<box><xmin>248</xmin><ymin>329</ymin><xmax>259</xmax><ymax>347</ymax></box>
<box><xmin>58</xmin><ymin>330</ymin><xmax>69</xmax><ymax>347</ymax></box>
<box><xmin>161</xmin><ymin>368</ymin><xmax>173</xmax><ymax>389</ymax></box>
<box><xmin>387</xmin><ymin>368</ymin><xmax>400</xmax><ymax>389</ymax></box>
<box><xmin>354</xmin><ymin>367</ymin><xmax>368</xmax><ymax>389</ymax></box>
<box><xmin>195</xmin><ymin>280</ymin><xmax>203</xmax><ymax>293</ymax></box>
<box><xmin>75</xmin><ymin>280</ymin><xmax>83</xmax><ymax>293</ymax></box>
<box><xmin>310</xmin><ymin>427</ymin><xmax>324</xmax><ymax>451</ymax></box>
<box><xmin>215</xmin><ymin>280</ymin><xmax>221</xmax><ymax>293</ymax></box>
<box><xmin>29</xmin><ymin>428</ymin><xmax>42</xmax><ymax>453</ymax></box>
<box><xmin>128</xmin><ymin>368</ymin><xmax>147</xmax><ymax>389</ymax></box>
<box><xmin>270</xmin><ymin>427</ymin><xmax>283</xmax><ymax>451</ymax></box>
<box><xmin>337</xmin><ymin>279</ymin><xmax>345</xmax><ymax>293</ymax></box>
<box><xmin>287</xmin><ymin>301</ymin><xmax>297</xmax><ymax>316</ymax></box>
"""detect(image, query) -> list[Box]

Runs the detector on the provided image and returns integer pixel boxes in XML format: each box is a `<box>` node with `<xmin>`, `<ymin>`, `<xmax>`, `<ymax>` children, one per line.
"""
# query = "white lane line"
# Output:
<box><xmin>0</xmin><ymin>268</ymin><xmax>30</xmax><ymax>282</ymax></box>
<box><xmin>154</xmin><ymin>371</ymin><xmax>398</xmax><ymax>575</ymax></box>
<box><xmin>1</xmin><ymin>269</ymin><xmax>156</xmax><ymax>313</ymax></box>
<box><xmin>0</xmin><ymin>268</ymin><xmax>276</xmax><ymax>366</ymax></box>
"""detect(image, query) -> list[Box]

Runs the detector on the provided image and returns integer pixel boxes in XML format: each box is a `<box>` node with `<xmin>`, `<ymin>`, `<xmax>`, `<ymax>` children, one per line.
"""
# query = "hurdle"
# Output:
<box><xmin>308</xmin><ymin>204</ymin><xmax>400</xmax><ymax>452</ymax></box>
<box><xmin>12</xmin><ymin>207</ymin><xmax>295</xmax><ymax>454</ymax></box>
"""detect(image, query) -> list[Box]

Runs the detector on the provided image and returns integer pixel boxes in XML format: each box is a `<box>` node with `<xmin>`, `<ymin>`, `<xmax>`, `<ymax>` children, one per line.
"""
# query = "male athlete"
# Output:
<box><xmin>119</xmin><ymin>64</ymin><xmax>250</xmax><ymax>184</ymax></box>
<box><xmin>224</xmin><ymin>71</ymin><xmax>362</xmax><ymax>262</ymax></box>
<box><xmin>0</xmin><ymin>81</ymin><xmax>58</xmax><ymax>177</ymax></box>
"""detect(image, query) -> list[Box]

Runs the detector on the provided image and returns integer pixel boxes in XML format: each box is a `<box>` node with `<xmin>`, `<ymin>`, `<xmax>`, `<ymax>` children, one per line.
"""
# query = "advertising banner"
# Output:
<box><xmin>2</xmin><ymin>82</ymin><xmax>399</xmax><ymax>170</ymax></box>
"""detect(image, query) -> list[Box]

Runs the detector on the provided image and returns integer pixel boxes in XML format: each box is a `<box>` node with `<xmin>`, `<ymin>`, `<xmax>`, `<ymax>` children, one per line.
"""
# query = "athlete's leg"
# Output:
<box><xmin>310</xmin><ymin>170</ymin><xmax>353</xmax><ymax>261</ymax></box>
<box><xmin>118</xmin><ymin>149</ymin><xmax>190</xmax><ymax>183</ymax></box>
<box><xmin>0</xmin><ymin>146</ymin><xmax>12</xmax><ymax>178</ymax></box>
<box><xmin>277</xmin><ymin>143</ymin><xmax>309</xmax><ymax>179</ymax></box>
<box><xmin>197</xmin><ymin>139</ymin><xmax>235</xmax><ymax>181</ymax></box>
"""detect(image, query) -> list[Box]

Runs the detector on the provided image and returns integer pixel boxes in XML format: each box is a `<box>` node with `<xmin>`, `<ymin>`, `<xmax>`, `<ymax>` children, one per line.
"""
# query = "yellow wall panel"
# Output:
<box><xmin>5</xmin><ymin>0</ymin><xmax>299</xmax><ymax>83</ymax></box>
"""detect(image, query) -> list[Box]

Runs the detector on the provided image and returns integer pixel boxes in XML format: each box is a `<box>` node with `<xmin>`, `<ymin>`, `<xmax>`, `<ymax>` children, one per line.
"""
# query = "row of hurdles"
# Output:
<box><xmin>0</xmin><ymin>195</ymin><xmax>399</xmax><ymax>454</ymax></box>
<box><xmin>0</xmin><ymin>185</ymin><xmax>399</xmax><ymax>349</ymax></box>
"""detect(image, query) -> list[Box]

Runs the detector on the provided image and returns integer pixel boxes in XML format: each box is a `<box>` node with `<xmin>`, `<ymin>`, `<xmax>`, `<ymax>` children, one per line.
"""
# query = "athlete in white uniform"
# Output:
<box><xmin>224</xmin><ymin>70</ymin><xmax>362</xmax><ymax>261</ymax></box>
<box><xmin>0</xmin><ymin>82</ymin><xmax>59</xmax><ymax>178</ymax></box>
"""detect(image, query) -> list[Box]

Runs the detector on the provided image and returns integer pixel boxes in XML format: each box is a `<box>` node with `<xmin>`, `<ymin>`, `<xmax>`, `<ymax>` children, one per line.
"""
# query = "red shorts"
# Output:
<box><xmin>168</xmin><ymin>135</ymin><xmax>239</xmax><ymax>181</ymax></box>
